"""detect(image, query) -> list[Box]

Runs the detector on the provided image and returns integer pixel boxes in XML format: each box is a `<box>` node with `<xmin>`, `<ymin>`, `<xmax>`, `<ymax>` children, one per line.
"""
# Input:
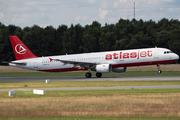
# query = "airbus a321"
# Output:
<box><xmin>5</xmin><ymin>36</ymin><xmax>179</xmax><ymax>78</ymax></box>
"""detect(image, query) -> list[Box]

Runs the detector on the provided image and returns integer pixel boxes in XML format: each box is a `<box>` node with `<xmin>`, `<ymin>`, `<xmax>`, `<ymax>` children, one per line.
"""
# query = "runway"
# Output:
<box><xmin>0</xmin><ymin>85</ymin><xmax>180</xmax><ymax>92</ymax></box>
<box><xmin>0</xmin><ymin>76</ymin><xmax>180</xmax><ymax>82</ymax></box>
<box><xmin>0</xmin><ymin>76</ymin><xmax>180</xmax><ymax>91</ymax></box>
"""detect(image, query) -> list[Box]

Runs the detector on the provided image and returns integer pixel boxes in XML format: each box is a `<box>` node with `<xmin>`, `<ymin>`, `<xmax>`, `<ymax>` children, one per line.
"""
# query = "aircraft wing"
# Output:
<box><xmin>50</xmin><ymin>58</ymin><xmax>96</xmax><ymax>68</ymax></box>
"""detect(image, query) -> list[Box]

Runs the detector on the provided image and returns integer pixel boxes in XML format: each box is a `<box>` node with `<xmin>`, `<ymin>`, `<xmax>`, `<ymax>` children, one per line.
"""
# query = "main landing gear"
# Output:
<box><xmin>85</xmin><ymin>72</ymin><xmax>102</xmax><ymax>78</ymax></box>
<box><xmin>96</xmin><ymin>72</ymin><xmax>102</xmax><ymax>77</ymax></box>
<box><xmin>157</xmin><ymin>64</ymin><xmax>162</xmax><ymax>74</ymax></box>
<box><xmin>85</xmin><ymin>72</ymin><xmax>92</xmax><ymax>78</ymax></box>
<box><xmin>85</xmin><ymin>68</ymin><xmax>92</xmax><ymax>78</ymax></box>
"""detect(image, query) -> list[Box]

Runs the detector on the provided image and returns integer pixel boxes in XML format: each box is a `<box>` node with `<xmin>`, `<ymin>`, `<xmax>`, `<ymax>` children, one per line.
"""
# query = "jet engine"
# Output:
<box><xmin>96</xmin><ymin>64</ymin><xmax>112</xmax><ymax>73</ymax></box>
<box><xmin>112</xmin><ymin>67</ymin><xmax>127</xmax><ymax>73</ymax></box>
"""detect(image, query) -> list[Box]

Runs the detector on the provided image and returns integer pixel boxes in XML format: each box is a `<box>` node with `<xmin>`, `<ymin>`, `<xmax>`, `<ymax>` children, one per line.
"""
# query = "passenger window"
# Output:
<box><xmin>164</xmin><ymin>51</ymin><xmax>166</xmax><ymax>54</ymax></box>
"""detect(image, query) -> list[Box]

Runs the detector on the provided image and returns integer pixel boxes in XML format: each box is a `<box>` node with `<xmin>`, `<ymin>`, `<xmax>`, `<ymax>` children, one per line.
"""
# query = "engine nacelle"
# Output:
<box><xmin>96</xmin><ymin>64</ymin><xmax>112</xmax><ymax>73</ymax></box>
<box><xmin>112</xmin><ymin>67</ymin><xmax>127</xmax><ymax>73</ymax></box>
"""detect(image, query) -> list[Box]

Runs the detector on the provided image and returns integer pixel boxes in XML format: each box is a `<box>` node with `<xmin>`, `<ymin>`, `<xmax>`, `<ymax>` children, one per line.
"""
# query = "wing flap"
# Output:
<box><xmin>51</xmin><ymin>58</ymin><xmax>96</xmax><ymax>68</ymax></box>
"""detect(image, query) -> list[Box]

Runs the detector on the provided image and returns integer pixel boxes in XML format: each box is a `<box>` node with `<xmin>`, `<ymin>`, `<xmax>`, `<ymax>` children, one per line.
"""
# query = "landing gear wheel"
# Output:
<box><xmin>158</xmin><ymin>70</ymin><xmax>162</xmax><ymax>74</ymax></box>
<box><xmin>157</xmin><ymin>64</ymin><xmax>162</xmax><ymax>74</ymax></box>
<box><xmin>96</xmin><ymin>73</ymin><xmax>102</xmax><ymax>78</ymax></box>
<box><xmin>85</xmin><ymin>72</ymin><xmax>92</xmax><ymax>78</ymax></box>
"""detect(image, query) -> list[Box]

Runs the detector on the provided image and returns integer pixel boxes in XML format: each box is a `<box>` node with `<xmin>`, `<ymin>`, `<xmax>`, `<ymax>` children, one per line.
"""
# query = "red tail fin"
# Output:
<box><xmin>10</xmin><ymin>36</ymin><xmax>38</xmax><ymax>60</ymax></box>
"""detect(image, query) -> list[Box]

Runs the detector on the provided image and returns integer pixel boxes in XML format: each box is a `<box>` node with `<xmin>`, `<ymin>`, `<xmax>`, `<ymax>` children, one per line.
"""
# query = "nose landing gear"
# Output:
<box><xmin>157</xmin><ymin>64</ymin><xmax>162</xmax><ymax>74</ymax></box>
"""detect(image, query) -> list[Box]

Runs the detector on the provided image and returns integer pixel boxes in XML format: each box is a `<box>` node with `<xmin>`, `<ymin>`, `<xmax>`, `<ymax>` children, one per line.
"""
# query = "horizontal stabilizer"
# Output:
<box><xmin>3</xmin><ymin>61</ymin><xmax>27</xmax><ymax>66</ymax></box>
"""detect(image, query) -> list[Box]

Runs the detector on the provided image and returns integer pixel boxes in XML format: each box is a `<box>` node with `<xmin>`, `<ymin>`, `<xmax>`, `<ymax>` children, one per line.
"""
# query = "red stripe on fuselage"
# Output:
<box><xmin>111</xmin><ymin>59</ymin><xmax>178</xmax><ymax>68</ymax></box>
<box><xmin>38</xmin><ymin>59</ymin><xmax>178</xmax><ymax>72</ymax></box>
<box><xmin>39</xmin><ymin>67</ymin><xmax>87</xmax><ymax>72</ymax></box>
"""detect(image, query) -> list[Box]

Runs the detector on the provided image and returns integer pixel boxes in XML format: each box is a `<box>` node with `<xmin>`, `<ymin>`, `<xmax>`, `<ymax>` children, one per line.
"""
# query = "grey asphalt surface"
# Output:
<box><xmin>0</xmin><ymin>76</ymin><xmax>180</xmax><ymax>91</ymax></box>
<box><xmin>0</xmin><ymin>76</ymin><xmax>180</xmax><ymax>82</ymax></box>
<box><xmin>0</xmin><ymin>85</ymin><xmax>180</xmax><ymax>91</ymax></box>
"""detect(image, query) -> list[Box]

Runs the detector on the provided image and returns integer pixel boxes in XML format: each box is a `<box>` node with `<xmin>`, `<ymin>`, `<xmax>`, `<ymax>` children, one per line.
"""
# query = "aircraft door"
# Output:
<box><xmin>34</xmin><ymin>60</ymin><xmax>39</xmax><ymax>70</ymax></box>
<box><xmin>154</xmin><ymin>49</ymin><xmax>159</xmax><ymax>59</ymax></box>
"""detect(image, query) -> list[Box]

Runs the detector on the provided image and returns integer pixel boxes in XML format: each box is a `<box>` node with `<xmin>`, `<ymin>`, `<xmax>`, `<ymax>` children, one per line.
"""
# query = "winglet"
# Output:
<box><xmin>9</xmin><ymin>36</ymin><xmax>38</xmax><ymax>60</ymax></box>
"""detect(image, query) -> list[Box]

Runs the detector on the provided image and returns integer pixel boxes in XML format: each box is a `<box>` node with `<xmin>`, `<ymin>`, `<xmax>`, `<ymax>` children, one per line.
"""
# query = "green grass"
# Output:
<box><xmin>0</xmin><ymin>71</ymin><xmax>180</xmax><ymax>119</ymax></box>
<box><xmin>1</xmin><ymin>89</ymin><xmax>180</xmax><ymax>98</ymax></box>
<box><xmin>1</xmin><ymin>89</ymin><xmax>180</xmax><ymax>119</ymax></box>
<box><xmin>1</xmin><ymin>81</ymin><xmax>180</xmax><ymax>89</ymax></box>
<box><xmin>0</xmin><ymin>71</ymin><xmax>180</xmax><ymax>77</ymax></box>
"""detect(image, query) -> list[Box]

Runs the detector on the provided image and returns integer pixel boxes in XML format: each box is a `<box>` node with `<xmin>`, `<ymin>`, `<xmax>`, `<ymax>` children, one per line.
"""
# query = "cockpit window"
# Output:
<box><xmin>164</xmin><ymin>51</ymin><xmax>173</xmax><ymax>54</ymax></box>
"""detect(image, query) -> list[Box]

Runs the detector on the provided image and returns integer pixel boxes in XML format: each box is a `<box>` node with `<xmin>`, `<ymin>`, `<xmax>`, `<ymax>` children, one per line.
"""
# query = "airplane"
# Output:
<box><xmin>4</xmin><ymin>36</ymin><xmax>179</xmax><ymax>78</ymax></box>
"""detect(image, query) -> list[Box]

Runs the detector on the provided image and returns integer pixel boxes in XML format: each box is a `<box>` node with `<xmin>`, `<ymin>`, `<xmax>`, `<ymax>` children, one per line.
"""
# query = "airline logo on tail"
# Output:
<box><xmin>15</xmin><ymin>44</ymin><xmax>26</xmax><ymax>54</ymax></box>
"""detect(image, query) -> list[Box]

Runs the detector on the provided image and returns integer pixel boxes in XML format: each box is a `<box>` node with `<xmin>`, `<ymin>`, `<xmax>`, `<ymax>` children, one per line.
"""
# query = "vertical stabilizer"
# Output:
<box><xmin>9</xmin><ymin>36</ymin><xmax>38</xmax><ymax>60</ymax></box>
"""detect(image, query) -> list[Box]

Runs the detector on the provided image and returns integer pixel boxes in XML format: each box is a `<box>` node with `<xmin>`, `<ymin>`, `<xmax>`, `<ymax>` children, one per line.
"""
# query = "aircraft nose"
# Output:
<box><xmin>177</xmin><ymin>54</ymin><xmax>179</xmax><ymax>60</ymax></box>
<box><xmin>174</xmin><ymin>53</ymin><xmax>179</xmax><ymax>60</ymax></box>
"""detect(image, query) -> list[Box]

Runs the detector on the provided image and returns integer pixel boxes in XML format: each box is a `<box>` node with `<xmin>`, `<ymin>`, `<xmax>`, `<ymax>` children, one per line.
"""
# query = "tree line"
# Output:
<box><xmin>0</xmin><ymin>18</ymin><xmax>180</xmax><ymax>64</ymax></box>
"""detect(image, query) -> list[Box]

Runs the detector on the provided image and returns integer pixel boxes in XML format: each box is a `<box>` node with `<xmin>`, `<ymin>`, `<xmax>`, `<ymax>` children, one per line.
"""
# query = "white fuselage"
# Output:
<box><xmin>9</xmin><ymin>47</ymin><xmax>179</xmax><ymax>72</ymax></box>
